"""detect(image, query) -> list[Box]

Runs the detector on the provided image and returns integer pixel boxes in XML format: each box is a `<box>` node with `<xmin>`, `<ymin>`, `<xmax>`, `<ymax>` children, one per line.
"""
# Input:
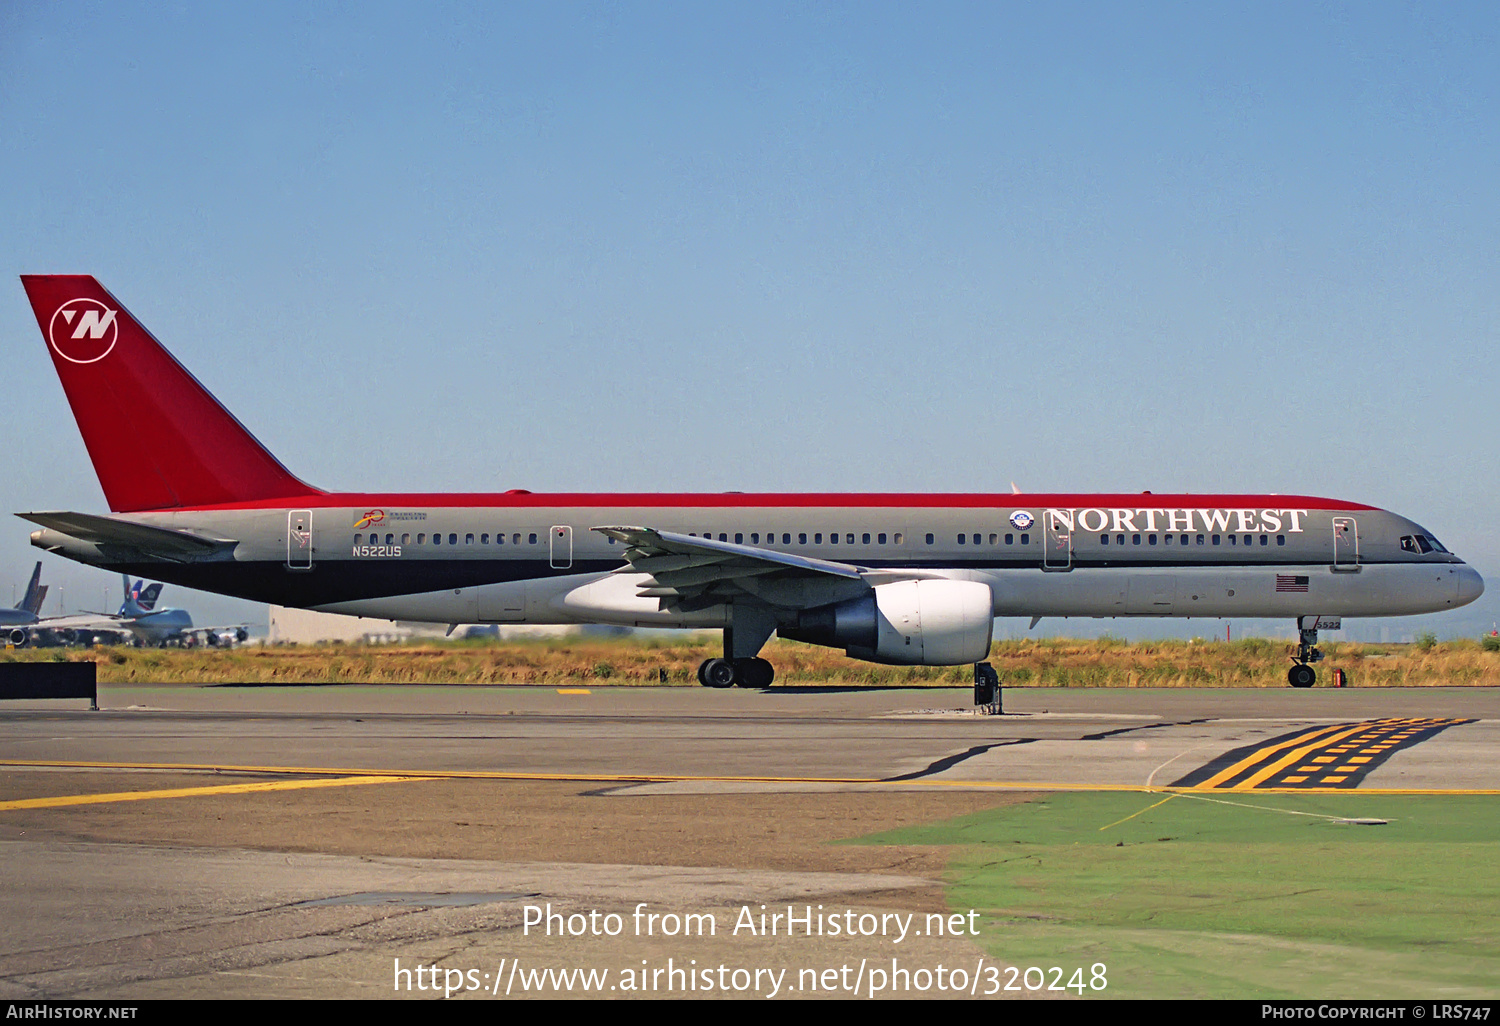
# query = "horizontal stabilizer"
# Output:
<box><xmin>20</xmin><ymin>511</ymin><xmax>236</xmax><ymax>557</ymax></box>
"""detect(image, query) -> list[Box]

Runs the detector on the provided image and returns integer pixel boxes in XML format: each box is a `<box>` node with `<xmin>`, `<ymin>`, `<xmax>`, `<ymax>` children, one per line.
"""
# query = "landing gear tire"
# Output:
<box><xmin>733</xmin><ymin>657</ymin><xmax>775</xmax><ymax>688</ymax></box>
<box><xmin>1288</xmin><ymin>664</ymin><xmax>1316</xmax><ymax>688</ymax></box>
<box><xmin>699</xmin><ymin>658</ymin><xmax>737</xmax><ymax>688</ymax></box>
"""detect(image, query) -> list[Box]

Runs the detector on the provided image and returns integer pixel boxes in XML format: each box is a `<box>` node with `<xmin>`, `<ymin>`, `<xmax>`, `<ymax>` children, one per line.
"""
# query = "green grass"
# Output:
<box><xmin>856</xmin><ymin>792</ymin><xmax>1500</xmax><ymax>998</ymax></box>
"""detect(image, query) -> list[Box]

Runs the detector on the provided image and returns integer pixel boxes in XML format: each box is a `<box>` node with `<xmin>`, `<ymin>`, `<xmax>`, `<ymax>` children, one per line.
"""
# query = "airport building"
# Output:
<box><xmin>266</xmin><ymin>606</ymin><xmax>578</xmax><ymax>645</ymax></box>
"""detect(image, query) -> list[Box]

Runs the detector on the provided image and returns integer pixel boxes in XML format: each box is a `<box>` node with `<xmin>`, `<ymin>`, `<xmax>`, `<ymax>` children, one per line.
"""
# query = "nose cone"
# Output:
<box><xmin>1457</xmin><ymin>565</ymin><xmax>1485</xmax><ymax>607</ymax></box>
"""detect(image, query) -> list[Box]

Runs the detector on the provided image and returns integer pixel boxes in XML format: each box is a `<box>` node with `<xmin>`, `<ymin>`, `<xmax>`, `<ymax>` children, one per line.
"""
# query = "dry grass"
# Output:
<box><xmin>2</xmin><ymin>634</ymin><xmax>1497</xmax><ymax>687</ymax></box>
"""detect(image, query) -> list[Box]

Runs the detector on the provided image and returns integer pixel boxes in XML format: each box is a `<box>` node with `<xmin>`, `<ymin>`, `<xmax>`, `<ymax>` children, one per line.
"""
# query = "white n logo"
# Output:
<box><xmin>71</xmin><ymin>308</ymin><xmax>117</xmax><ymax>339</ymax></box>
<box><xmin>49</xmin><ymin>298</ymin><xmax>121</xmax><ymax>364</ymax></box>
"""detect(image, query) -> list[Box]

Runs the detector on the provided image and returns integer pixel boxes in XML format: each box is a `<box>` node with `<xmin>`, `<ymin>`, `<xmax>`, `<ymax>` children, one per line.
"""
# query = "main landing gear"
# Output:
<box><xmin>697</xmin><ymin>606</ymin><xmax>779</xmax><ymax>688</ymax></box>
<box><xmin>1288</xmin><ymin>615</ymin><xmax>1333</xmax><ymax>688</ymax></box>
<box><xmin>697</xmin><ymin>657</ymin><xmax>775</xmax><ymax>689</ymax></box>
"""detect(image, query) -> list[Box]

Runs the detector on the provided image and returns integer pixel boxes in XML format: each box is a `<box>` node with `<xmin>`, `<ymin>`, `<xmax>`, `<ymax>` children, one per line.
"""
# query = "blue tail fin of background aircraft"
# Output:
<box><xmin>16</xmin><ymin>563</ymin><xmax>44</xmax><ymax>615</ymax></box>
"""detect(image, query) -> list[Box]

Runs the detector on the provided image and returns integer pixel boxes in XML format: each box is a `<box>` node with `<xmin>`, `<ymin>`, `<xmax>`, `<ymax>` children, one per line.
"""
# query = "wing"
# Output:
<box><xmin>592</xmin><ymin>526</ymin><xmax>940</xmax><ymax>613</ymax></box>
<box><xmin>30</xmin><ymin>612</ymin><xmax>130</xmax><ymax>630</ymax></box>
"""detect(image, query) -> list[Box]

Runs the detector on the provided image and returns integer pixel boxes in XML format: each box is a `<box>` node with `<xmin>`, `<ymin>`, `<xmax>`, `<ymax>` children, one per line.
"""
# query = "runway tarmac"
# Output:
<box><xmin>0</xmin><ymin>683</ymin><xmax>1494</xmax><ymax>999</ymax></box>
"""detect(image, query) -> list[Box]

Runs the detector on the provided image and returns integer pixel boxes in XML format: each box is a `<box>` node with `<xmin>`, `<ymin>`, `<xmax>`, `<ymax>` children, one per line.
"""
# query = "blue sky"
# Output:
<box><xmin>2</xmin><ymin>2</ymin><xmax>1496</xmax><ymax>637</ymax></box>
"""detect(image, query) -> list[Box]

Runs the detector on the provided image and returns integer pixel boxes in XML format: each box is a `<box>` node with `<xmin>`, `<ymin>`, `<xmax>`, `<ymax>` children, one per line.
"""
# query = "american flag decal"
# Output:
<box><xmin>1276</xmin><ymin>575</ymin><xmax>1310</xmax><ymax>593</ymax></box>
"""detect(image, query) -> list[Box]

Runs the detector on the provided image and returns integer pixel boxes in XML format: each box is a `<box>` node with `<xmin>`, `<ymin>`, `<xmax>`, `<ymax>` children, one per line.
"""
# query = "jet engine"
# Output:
<box><xmin>782</xmin><ymin>579</ymin><xmax>994</xmax><ymax>665</ymax></box>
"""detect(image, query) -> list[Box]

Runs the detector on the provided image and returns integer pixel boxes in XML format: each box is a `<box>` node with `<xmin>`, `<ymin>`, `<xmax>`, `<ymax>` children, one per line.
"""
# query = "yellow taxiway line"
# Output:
<box><xmin>0</xmin><ymin>758</ymin><xmax>1495</xmax><ymax>799</ymax></box>
<box><xmin>0</xmin><ymin>774</ymin><xmax>423</xmax><ymax>811</ymax></box>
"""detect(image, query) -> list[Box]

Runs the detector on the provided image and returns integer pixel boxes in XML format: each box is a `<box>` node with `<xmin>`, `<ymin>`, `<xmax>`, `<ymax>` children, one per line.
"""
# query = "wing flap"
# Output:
<box><xmin>596</xmin><ymin>526</ymin><xmax>864</xmax><ymax>579</ymax></box>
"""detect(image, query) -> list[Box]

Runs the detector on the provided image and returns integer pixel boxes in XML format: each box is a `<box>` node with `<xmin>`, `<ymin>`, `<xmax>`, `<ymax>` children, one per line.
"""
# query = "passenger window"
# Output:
<box><xmin>354</xmin><ymin>534</ymin><xmax>362</xmax><ymax>545</ymax></box>
<box><xmin>466</xmin><ymin>533</ymin><xmax>475</xmax><ymax>545</ymax></box>
<box><xmin>386</xmin><ymin>534</ymin><xmax>394</xmax><ymax>545</ymax></box>
<box><xmin>957</xmin><ymin>534</ymin><xmax>966</xmax><ymax>545</ymax></box>
<box><xmin>402</xmin><ymin>534</ymin><xmax>410</xmax><ymax>545</ymax></box>
<box><xmin>846</xmin><ymin>533</ymin><xmax>854</xmax><ymax>544</ymax></box>
<box><xmin>894</xmin><ymin>533</ymin><xmax>903</xmax><ymax>545</ymax></box>
<box><xmin>480</xmin><ymin>533</ymin><xmax>489</xmax><ymax>544</ymax></box>
<box><xmin>783</xmin><ymin>533</ymin><xmax>791</xmax><ymax>544</ymax></box>
<box><xmin>1229</xmin><ymin>535</ymin><xmax>1236</xmax><ymax>545</ymax></box>
<box><xmin>528</xmin><ymin>533</ymin><xmax>537</xmax><ymax>544</ymax></box>
<box><xmin>1196</xmin><ymin>534</ymin><xmax>1204</xmax><ymax>545</ymax></box>
<box><xmin>1116</xmin><ymin>534</ymin><xmax>1125</xmax><ymax>545</ymax></box>
<box><xmin>815</xmin><ymin>533</ymin><xmax>822</xmax><ymax>544</ymax></box>
<box><xmin>1181</xmin><ymin>534</ymin><xmax>1189</xmax><ymax>545</ymax></box>
<box><xmin>799</xmin><ymin>533</ymin><xmax>807</xmax><ymax>544</ymax></box>
<box><xmin>862</xmin><ymin>533</ymin><xmax>871</xmax><ymax>545</ymax></box>
<box><xmin>1212</xmin><ymin>535</ymin><xmax>1220</xmax><ymax>545</ymax></box>
<box><xmin>751</xmin><ymin>533</ymin><xmax>759</xmax><ymax>544</ymax></box>
<box><xmin>1100</xmin><ymin>534</ymin><xmax>1109</xmax><ymax>545</ymax></box>
<box><xmin>1132</xmin><ymin>534</ymin><xmax>1141</xmax><ymax>545</ymax></box>
<box><xmin>1277</xmin><ymin>535</ymin><xmax>1285</xmax><ymax>546</ymax></box>
<box><xmin>735</xmin><ymin>533</ymin><xmax>743</xmax><ymax>544</ymax></box>
<box><xmin>433</xmin><ymin>534</ymin><xmax>442</xmax><ymax>545</ymax></box>
<box><xmin>450</xmin><ymin>534</ymin><xmax>458</xmax><ymax>545</ymax></box>
<box><xmin>718</xmin><ymin>533</ymin><xmax>727</xmax><ymax>542</ymax></box>
<box><xmin>1005</xmin><ymin>534</ymin><xmax>1014</xmax><ymax>545</ymax></box>
<box><xmin>513</xmin><ymin>534</ymin><xmax>521</xmax><ymax>545</ymax></box>
<box><xmin>417</xmin><ymin>533</ymin><xmax>426</xmax><ymax>544</ymax></box>
<box><xmin>1021</xmin><ymin>533</ymin><xmax>1029</xmax><ymax>545</ymax></box>
<box><xmin>1260</xmin><ymin>535</ymin><xmax>1268</xmax><ymax>546</ymax></box>
<box><xmin>878</xmin><ymin>533</ymin><xmax>887</xmax><ymax>545</ymax></box>
<box><xmin>1149</xmin><ymin>534</ymin><xmax>1158</xmax><ymax>545</ymax></box>
<box><xmin>925</xmin><ymin>533</ymin><xmax>934</xmax><ymax>545</ymax></box>
<box><xmin>1164</xmin><ymin>534</ymin><xmax>1173</xmax><ymax>545</ymax></box>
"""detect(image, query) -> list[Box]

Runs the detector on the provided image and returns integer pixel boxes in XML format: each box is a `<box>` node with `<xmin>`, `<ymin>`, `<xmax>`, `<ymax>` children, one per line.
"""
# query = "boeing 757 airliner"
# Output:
<box><xmin>18</xmin><ymin>276</ymin><xmax>1483</xmax><ymax>687</ymax></box>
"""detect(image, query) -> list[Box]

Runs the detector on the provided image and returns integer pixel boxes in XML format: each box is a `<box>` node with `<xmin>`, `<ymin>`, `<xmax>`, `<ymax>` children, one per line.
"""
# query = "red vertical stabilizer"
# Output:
<box><xmin>20</xmin><ymin>275</ymin><xmax>323</xmax><ymax>512</ymax></box>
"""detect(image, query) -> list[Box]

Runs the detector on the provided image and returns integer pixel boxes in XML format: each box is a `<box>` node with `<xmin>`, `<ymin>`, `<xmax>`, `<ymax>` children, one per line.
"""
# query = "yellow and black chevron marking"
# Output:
<box><xmin>1171</xmin><ymin>717</ymin><xmax>1474</xmax><ymax>790</ymax></box>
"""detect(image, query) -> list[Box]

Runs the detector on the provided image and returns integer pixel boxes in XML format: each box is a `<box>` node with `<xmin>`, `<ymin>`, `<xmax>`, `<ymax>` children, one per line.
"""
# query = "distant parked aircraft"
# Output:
<box><xmin>0</xmin><ymin>562</ymin><xmax>49</xmax><ymax>640</ymax></box>
<box><xmin>4</xmin><ymin>568</ymin><xmax>246</xmax><ymax>648</ymax></box>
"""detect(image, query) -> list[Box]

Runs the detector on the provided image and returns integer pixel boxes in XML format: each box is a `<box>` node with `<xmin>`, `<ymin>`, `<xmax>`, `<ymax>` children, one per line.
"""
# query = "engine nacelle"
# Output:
<box><xmin>782</xmin><ymin>579</ymin><xmax>994</xmax><ymax>665</ymax></box>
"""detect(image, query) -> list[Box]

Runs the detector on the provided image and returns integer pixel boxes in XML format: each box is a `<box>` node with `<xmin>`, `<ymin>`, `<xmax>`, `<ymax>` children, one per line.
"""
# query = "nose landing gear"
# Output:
<box><xmin>1288</xmin><ymin>615</ymin><xmax>1339</xmax><ymax>688</ymax></box>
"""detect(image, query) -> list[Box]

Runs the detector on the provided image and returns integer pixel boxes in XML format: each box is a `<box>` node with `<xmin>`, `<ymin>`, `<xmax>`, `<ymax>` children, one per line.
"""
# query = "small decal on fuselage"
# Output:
<box><xmin>1010</xmin><ymin>511</ymin><xmax>1035</xmax><ymax>530</ymax></box>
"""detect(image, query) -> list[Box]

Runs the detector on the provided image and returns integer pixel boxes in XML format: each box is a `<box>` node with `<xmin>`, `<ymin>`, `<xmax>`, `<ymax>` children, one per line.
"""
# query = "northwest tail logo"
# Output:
<box><xmin>49</xmin><ymin>298</ymin><xmax>119</xmax><ymax>364</ymax></box>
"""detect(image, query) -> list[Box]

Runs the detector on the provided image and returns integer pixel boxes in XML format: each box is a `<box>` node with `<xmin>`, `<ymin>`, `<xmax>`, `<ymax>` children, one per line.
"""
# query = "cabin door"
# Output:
<box><xmin>1332</xmin><ymin>516</ymin><xmax>1359</xmax><ymax>571</ymax></box>
<box><xmin>1043</xmin><ymin>510</ymin><xmax>1072</xmax><ymax>570</ymax></box>
<box><xmin>550</xmin><ymin>525</ymin><xmax>573</xmax><ymax>569</ymax></box>
<box><xmin>287</xmin><ymin>510</ymin><xmax>313</xmax><ymax>570</ymax></box>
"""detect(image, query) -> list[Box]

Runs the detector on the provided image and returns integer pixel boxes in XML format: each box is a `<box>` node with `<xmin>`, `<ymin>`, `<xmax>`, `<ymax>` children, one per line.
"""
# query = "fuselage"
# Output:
<box><xmin>30</xmin><ymin>491</ymin><xmax>1483</xmax><ymax>628</ymax></box>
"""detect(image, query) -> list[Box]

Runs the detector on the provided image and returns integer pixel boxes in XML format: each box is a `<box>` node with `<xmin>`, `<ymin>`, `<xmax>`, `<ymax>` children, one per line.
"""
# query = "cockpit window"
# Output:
<box><xmin>1420</xmin><ymin>534</ymin><xmax>1448</xmax><ymax>553</ymax></box>
<box><xmin>1401</xmin><ymin>534</ymin><xmax>1447</xmax><ymax>555</ymax></box>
